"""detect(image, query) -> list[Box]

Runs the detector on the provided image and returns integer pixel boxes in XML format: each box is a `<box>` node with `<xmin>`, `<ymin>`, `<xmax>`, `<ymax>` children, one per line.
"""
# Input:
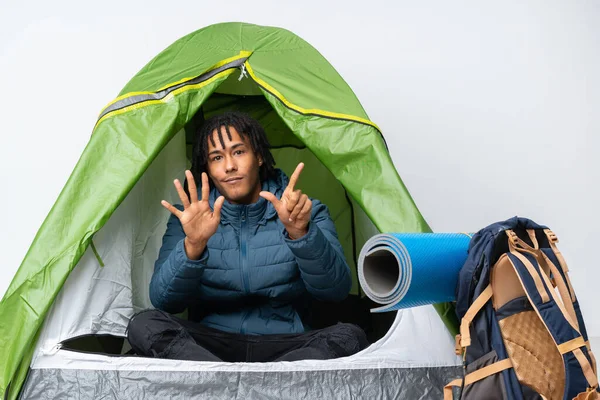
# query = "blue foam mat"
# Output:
<box><xmin>358</xmin><ymin>233</ymin><xmax>471</xmax><ymax>312</ymax></box>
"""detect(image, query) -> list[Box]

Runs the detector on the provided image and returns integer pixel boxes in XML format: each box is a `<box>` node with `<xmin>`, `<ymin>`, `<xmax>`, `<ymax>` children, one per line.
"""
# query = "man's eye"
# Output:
<box><xmin>212</xmin><ymin>156</ymin><xmax>222</xmax><ymax>161</ymax></box>
<box><xmin>234</xmin><ymin>150</ymin><xmax>245</xmax><ymax>155</ymax></box>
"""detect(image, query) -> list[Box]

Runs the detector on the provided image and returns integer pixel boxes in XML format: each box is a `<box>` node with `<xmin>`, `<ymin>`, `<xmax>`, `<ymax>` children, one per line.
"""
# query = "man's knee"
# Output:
<box><xmin>128</xmin><ymin>309</ymin><xmax>162</xmax><ymax>334</ymax></box>
<box><xmin>324</xmin><ymin>323</ymin><xmax>369</xmax><ymax>356</ymax></box>
<box><xmin>127</xmin><ymin>309</ymin><xmax>173</xmax><ymax>350</ymax></box>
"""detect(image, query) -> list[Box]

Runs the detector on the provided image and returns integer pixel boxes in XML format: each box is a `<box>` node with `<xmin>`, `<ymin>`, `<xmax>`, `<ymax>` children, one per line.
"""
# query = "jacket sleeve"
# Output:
<box><xmin>149</xmin><ymin>205</ymin><xmax>208</xmax><ymax>313</ymax></box>
<box><xmin>284</xmin><ymin>199</ymin><xmax>352</xmax><ymax>301</ymax></box>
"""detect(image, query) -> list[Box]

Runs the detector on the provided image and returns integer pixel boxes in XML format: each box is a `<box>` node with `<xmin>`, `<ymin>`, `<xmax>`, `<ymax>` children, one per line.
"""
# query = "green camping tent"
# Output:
<box><xmin>0</xmin><ymin>22</ymin><xmax>458</xmax><ymax>399</ymax></box>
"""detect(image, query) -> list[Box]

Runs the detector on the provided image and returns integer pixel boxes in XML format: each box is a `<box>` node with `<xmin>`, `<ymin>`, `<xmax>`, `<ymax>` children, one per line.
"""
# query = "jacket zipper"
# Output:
<box><xmin>240</xmin><ymin>208</ymin><xmax>250</xmax><ymax>292</ymax></box>
<box><xmin>239</xmin><ymin>208</ymin><xmax>250</xmax><ymax>333</ymax></box>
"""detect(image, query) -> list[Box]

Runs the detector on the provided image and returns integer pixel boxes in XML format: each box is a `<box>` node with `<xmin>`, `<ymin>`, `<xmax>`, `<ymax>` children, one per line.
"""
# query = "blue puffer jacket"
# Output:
<box><xmin>149</xmin><ymin>169</ymin><xmax>351</xmax><ymax>335</ymax></box>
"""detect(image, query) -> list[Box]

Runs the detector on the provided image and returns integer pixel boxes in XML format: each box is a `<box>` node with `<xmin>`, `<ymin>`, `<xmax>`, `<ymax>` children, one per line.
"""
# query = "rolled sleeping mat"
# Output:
<box><xmin>358</xmin><ymin>233</ymin><xmax>471</xmax><ymax>312</ymax></box>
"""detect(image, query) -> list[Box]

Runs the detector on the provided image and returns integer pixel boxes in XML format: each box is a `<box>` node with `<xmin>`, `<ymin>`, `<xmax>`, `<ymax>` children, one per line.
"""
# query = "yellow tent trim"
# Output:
<box><xmin>94</xmin><ymin>68</ymin><xmax>236</xmax><ymax>129</ymax></box>
<box><xmin>243</xmin><ymin>61</ymin><xmax>380</xmax><ymax>131</ymax></box>
<box><xmin>98</xmin><ymin>51</ymin><xmax>252</xmax><ymax>117</ymax></box>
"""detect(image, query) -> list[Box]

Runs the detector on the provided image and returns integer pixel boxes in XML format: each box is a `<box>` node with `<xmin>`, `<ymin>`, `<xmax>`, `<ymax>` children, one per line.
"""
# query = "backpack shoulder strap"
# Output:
<box><xmin>459</xmin><ymin>284</ymin><xmax>492</xmax><ymax>349</ymax></box>
<box><xmin>541</xmin><ymin>229</ymin><xmax>597</xmax><ymax>377</ymax></box>
<box><xmin>504</xmin><ymin>229</ymin><xmax>598</xmax><ymax>392</ymax></box>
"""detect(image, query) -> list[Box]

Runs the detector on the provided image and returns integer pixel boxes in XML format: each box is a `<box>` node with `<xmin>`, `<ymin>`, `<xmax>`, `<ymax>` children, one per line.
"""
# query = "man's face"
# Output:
<box><xmin>206</xmin><ymin>126</ymin><xmax>263</xmax><ymax>204</ymax></box>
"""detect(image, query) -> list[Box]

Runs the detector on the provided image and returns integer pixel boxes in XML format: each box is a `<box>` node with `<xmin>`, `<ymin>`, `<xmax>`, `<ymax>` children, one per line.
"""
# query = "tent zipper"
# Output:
<box><xmin>43</xmin><ymin>343</ymin><xmax>63</xmax><ymax>356</ymax></box>
<box><xmin>241</xmin><ymin>60</ymin><xmax>388</xmax><ymax>150</ymax></box>
<box><xmin>96</xmin><ymin>54</ymin><xmax>250</xmax><ymax>126</ymax></box>
<box><xmin>238</xmin><ymin>64</ymin><xmax>248</xmax><ymax>81</ymax></box>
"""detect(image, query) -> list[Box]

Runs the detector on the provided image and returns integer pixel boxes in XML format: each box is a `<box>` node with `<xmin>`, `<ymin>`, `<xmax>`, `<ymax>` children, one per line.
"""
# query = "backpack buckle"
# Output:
<box><xmin>546</xmin><ymin>229</ymin><xmax>559</xmax><ymax>243</ymax></box>
<box><xmin>507</xmin><ymin>230</ymin><xmax>519</xmax><ymax>246</ymax></box>
<box><xmin>455</xmin><ymin>334</ymin><xmax>463</xmax><ymax>355</ymax></box>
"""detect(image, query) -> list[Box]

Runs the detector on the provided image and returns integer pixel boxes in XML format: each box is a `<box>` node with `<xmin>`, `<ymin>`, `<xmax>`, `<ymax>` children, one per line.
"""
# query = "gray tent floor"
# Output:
<box><xmin>21</xmin><ymin>365</ymin><xmax>462</xmax><ymax>399</ymax></box>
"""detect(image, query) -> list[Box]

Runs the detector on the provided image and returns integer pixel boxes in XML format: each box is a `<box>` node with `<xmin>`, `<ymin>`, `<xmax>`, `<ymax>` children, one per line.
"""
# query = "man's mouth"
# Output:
<box><xmin>223</xmin><ymin>177</ymin><xmax>243</xmax><ymax>183</ymax></box>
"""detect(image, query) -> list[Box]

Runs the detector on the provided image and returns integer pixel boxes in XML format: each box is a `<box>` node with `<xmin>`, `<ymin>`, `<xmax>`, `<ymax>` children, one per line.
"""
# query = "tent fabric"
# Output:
<box><xmin>0</xmin><ymin>22</ymin><xmax>459</xmax><ymax>399</ymax></box>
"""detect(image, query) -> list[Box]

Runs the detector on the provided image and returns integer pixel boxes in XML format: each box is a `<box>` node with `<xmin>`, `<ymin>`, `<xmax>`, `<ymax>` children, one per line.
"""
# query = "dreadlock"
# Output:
<box><xmin>190</xmin><ymin>111</ymin><xmax>276</xmax><ymax>190</ymax></box>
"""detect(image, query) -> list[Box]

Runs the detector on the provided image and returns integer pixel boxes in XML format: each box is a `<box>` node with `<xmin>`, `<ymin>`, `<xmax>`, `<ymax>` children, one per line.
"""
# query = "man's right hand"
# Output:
<box><xmin>161</xmin><ymin>170</ymin><xmax>225</xmax><ymax>260</ymax></box>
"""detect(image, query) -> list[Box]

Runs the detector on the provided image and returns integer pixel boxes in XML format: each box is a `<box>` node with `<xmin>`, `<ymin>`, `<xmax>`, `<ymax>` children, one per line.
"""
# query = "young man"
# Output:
<box><xmin>127</xmin><ymin>112</ymin><xmax>368</xmax><ymax>362</ymax></box>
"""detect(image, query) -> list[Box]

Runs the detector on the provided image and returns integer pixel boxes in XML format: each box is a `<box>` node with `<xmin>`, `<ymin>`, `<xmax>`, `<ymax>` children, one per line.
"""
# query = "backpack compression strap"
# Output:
<box><xmin>444</xmin><ymin>358</ymin><xmax>513</xmax><ymax>400</ymax></box>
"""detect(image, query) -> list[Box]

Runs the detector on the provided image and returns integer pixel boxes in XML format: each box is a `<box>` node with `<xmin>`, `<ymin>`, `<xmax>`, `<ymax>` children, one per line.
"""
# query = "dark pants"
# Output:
<box><xmin>127</xmin><ymin>309</ymin><xmax>369</xmax><ymax>362</ymax></box>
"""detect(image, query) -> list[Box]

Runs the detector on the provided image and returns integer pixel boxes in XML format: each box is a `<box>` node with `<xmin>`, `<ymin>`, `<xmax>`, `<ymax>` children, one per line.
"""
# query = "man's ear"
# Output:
<box><xmin>258</xmin><ymin>155</ymin><xmax>263</xmax><ymax>166</ymax></box>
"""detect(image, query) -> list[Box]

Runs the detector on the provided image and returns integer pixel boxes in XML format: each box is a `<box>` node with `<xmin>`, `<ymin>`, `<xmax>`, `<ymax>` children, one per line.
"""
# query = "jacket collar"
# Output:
<box><xmin>206</xmin><ymin>169</ymin><xmax>288</xmax><ymax>226</ymax></box>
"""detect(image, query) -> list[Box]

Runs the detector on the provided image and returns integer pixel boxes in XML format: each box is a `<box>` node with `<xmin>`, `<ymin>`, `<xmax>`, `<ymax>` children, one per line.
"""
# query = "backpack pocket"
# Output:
<box><xmin>460</xmin><ymin>350</ymin><xmax>509</xmax><ymax>399</ymax></box>
<box><xmin>497</xmin><ymin>297</ymin><xmax>565</xmax><ymax>400</ymax></box>
<box><xmin>493</xmin><ymin>251</ymin><xmax>564</xmax><ymax>399</ymax></box>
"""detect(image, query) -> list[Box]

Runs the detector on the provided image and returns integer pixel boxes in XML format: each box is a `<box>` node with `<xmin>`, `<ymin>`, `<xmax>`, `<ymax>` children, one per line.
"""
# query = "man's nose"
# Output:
<box><xmin>225</xmin><ymin>155</ymin><xmax>237</xmax><ymax>172</ymax></box>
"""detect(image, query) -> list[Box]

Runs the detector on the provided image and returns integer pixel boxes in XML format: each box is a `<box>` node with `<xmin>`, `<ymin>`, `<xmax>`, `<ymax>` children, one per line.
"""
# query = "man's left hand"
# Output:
<box><xmin>260</xmin><ymin>162</ymin><xmax>312</xmax><ymax>240</ymax></box>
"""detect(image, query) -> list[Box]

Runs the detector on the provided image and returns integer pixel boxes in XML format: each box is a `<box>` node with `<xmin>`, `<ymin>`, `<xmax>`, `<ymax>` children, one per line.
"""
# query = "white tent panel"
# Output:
<box><xmin>34</xmin><ymin>130</ymin><xmax>188</xmax><ymax>359</ymax></box>
<box><xmin>32</xmin><ymin>305</ymin><xmax>459</xmax><ymax>370</ymax></box>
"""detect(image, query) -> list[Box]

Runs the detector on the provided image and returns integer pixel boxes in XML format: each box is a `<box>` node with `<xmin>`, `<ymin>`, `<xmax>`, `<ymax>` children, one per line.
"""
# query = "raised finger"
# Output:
<box><xmin>186</xmin><ymin>170</ymin><xmax>198</xmax><ymax>203</ymax></box>
<box><xmin>174</xmin><ymin>179</ymin><xmax>190</xmax><ymax>208</ymax></box>
<box><xmin>213</xmin><ymin>196</ymin><xmax>225</xmax><ymax>220</ymax></box>
<box><xmin>296</xmin><ymin>198</ymin><xmax>312</xmax><ymax>221</ymax></box>
<box><xmin>201</xmin><ymin>172</ymin><xmax>210</xmax><ymax>202</ymax></box>
<box><xmin>161</xmin><ymin>200</ymin><xmax>183</xmax><ymax>219</ymax></box>
<box><xmin>286</xmin><ymin>189</ymin><xmax>302</xmax><ymax>212</ymax></box>
<box><xmin>289</xmin><ymin>194</ymin><xmax>308</xmax><ymax>222</ymax></box>
<box><xmin>287</xmin><ymin>162</ymin><xmax>304</xmax><ymax>192</ymax></box>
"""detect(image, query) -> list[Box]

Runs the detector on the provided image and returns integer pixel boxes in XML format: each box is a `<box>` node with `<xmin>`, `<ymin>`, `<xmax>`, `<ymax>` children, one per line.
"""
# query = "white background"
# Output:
<box><xmin>1</xmin><ymin>1</ymin><xmax>598</xmax><ymax>348</ymax></box>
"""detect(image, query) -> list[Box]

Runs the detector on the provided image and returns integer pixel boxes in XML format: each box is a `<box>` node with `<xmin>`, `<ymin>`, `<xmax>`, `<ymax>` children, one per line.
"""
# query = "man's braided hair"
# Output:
<box><xmin>190</xmin><ymin>111</ymin><xmax>276</xmax><ymax>189</ymax></box>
